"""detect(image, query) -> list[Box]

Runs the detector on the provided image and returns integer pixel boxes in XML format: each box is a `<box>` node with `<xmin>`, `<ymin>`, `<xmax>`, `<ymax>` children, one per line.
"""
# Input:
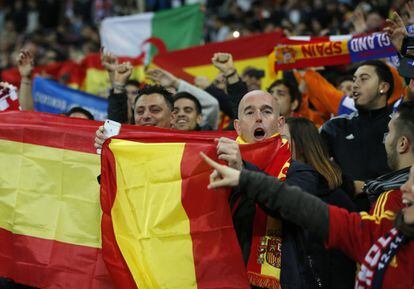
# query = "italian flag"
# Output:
<box><xmin>100</xmin><ymin>4</ymin><xmax>204</xmax><ymax>57</ymax></box>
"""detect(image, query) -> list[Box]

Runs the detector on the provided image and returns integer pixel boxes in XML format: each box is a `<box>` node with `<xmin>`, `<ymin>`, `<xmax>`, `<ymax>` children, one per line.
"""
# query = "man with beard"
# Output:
<box><xmin>320</xmin><ymin>60</ymin><xmax>394</xmax><ymax>209</ymax></box>
<box><xmin>362</xmin><ymin>101</ymin><xmax>414</xmax><ymax>219</ymax></box>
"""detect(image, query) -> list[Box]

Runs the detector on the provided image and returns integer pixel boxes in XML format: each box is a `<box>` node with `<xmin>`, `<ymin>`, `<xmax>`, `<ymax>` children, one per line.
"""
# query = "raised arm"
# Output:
<box><xmin>17</xmin><ymin>50</ymin><xmax>34</xmax><ymax>111</ymax></box>
<box><xmin>200</xmin><ymin>152</ymin><xmax>329</xmax><ymax>240</ymax></box>
<box><xmin>146</xmin><ymin>68</ymin><xmax>220</xmax><ymax>129</ymax></box>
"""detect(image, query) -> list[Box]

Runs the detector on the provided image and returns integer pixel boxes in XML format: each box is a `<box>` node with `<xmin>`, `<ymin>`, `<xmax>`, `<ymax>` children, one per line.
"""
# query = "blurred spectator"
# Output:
<box><xmin>66</xmin><ymin>106</ymin><xmax>95</xmax><ymax>119</ymax></box>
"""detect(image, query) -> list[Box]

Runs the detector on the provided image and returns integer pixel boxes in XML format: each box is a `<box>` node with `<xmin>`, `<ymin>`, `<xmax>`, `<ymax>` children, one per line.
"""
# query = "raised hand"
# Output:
<box><xmin>384</xmin><ymin>12</ymin><xmax>408</xmax><ymax>53</ymax></box>
<box><xmin>17</xmin><ymin>50</ymin><xmax>34</xmax><ymax>78</ymax></box>
<box><xmin>113</xmin><ymin>61</ymin><xmax>133</xmax><ymax>86</ymax></box>
<box><xmin>211</xmin><ymin>52</ymin><xmax>236</xmax><ymax>76</ymax></box>
<box><xmin>100</xmin><ymin>48</ymin><xmax>119</xmax><ymax>83</ymax></box>
<box><xmin>200</xmin><ymin>152</ymin><xmax>241</xmax><ymax>189</ymax></box>
<box><xmin>404</xmin><ymin>1</ymin><xmax>414</xmax><ymax>25</ymax></box>
<box><xmin>145</xmin><ymin>68</ymin><xmax>179</xmax><ymax>88</ymax></box>
<box><xmin>351</xmin><ymin>8</ymin><xmax>367</xmax><ymax>34</ymax></box>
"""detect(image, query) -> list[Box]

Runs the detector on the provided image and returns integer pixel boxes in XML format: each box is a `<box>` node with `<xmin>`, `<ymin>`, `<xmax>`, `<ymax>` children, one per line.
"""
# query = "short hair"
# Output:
<box><xmin>134</xmin><ymin>84</ymin><xmax>174</xmax><ymax>110</ymax></box>
<box><xmin>173</xmin><ymin>92</ymin><xmax>202</xmax><ymax>115</ymax></box>
<box><xmin>336</xmin><ymin>75</ymin><xmax>353</xmax><ymax>87</ymax></box>
<box><xmin>357</xmin><ymin>60</ymin><xmax>394</xmax><ymax>100</ymax></box>
<box><xmin>267</xmin><ymin>78</ymin><xmax>301</xmax><ymax>111</ymax></box>
<box><xmin>395</xmin><ymin>100</ymin><xmax>414</xmax><ymax>153</ymax></box>
<box><xmin>66</xmin><ymin>106</ymin><xmax>94</xmax><ymax>120</ymax></box>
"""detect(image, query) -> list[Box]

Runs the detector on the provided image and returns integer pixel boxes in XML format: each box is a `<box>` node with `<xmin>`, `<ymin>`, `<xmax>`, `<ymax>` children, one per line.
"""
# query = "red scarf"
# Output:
<box><xmin>237</xmin><ymin>135</ymin><xmax>291</xmax><ymax>289</ymax></box>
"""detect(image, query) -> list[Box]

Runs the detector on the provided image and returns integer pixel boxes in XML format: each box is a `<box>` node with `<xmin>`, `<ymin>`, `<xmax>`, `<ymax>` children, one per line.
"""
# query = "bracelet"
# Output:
<box><xmin>112</xmin><ymin>83</ymin><xmax>126</xmax><ymax>92</ymax></box>
<box><xmin>21</xmin><ymin>80</ymin><xmax>32</xmax><ymax>85</ymax></box>
<box><xmin>224</xmin><ymin>69</ymin><xmax>237</xmax><ymax>78</ymax></box>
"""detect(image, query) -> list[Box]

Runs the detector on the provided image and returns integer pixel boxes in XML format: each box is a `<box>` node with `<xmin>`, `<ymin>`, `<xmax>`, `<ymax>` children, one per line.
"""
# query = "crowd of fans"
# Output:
<box><xmin>1</xmin><ymin>1</ymin><xmax>414</xmax><ymax>289</ymax></box>
<box><xmin>1</xmin><ymin>0</ymin><xmax>413</xmax><ymax>72</ymax></box>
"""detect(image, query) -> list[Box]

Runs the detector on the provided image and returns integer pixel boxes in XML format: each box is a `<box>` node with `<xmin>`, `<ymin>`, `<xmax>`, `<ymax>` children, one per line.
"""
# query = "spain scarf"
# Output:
<box><xmin>236</xmin><ymin>135</ymin><xmax>291</xmax><ymax>289</ymax></box>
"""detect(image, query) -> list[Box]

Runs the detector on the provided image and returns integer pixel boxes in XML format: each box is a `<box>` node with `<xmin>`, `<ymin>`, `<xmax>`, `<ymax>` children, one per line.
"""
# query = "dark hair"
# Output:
<box><xmin>126</xmin><ymin>79</ymin><xmax>140</xmax><ymax>87</ymax></box>
<box><xmin>336</xmin><ymin>75</ymin><xmax>353</xmax><ymax>87</ymax></box>
<box><xmin>134</xmin><ymin>84</ymin><xmax>174</xmax><ymax>110</ymax></box>
<box><xmin>357</xmin><ymin>60</ymin><xmax>394</xmax><ymax>100</ymax></box>
<box><xmin>395</xmin><ymin>100</ymin><xmax>414</xmax><ymax>153</ymax></box>
<box><xmin>173</xmin><ymin>92</ymin><xmax>202</xmax><ymax>115</ymax></box>
<box><xmin>66</xmin><ymin>106</ymin><xmax>94</xmax><ymax>120</ymax></box>
<box><xmin>286</xmin><ymin>117</ymin><xmax>342</xmax><ymax>190</ymax></box>
<box><xmin>267</xmin><ymin>78</ymin><xmax>301</xmax><ymax>111</ymax></box>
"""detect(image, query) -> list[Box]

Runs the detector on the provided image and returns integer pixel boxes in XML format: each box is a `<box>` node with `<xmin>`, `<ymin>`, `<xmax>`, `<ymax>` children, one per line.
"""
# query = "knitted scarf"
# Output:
<box><xmin>355</xmin><ymin>213</ymin><xmax>414</xmax><ymax>289</ymax></box>
<box><xmin>364</xmin><ymin>167</ymin><xmax>410</xmax><ymax>205</ymax></box>
<box><xmin>236</xmin><ymin>134</ymin><xmax>291</xmax><ymax>289</ymax></box>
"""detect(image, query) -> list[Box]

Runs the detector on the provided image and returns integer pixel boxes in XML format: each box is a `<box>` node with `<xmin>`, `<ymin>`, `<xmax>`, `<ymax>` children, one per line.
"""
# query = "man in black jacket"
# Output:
<box><xmin>216</xmin><ymin>90</ymin><xmax>354</xmax><ymax>289</ymax></box>
<box><xmin>320</xmin><ymin>60</ymin><xmax>394</xmax><ymax>210</ymax></box>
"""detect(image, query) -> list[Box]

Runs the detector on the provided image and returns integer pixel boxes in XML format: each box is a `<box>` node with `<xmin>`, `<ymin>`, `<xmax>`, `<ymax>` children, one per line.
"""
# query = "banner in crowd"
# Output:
<box><xmin>100</xmin><ymin>4</ymin><xmax>204</xmax><ymax>57</ymax></box>
<box><xmin>154</xmin><ymin>30</ymin><xmax>284</xmax><ymax>87</ymax></box>
<box><xmin>1</xmin><ymin>31</ymin><xmax>283</xmax><ymax>97</ymax></box>
<box><xmin>32</xmin><ymin>76</ymin><xmax>108</xmax><ymax>120</ymax></box>
<box><xmin>270</xmin><ymin>32</ymin><xmax>397</xmax><ymax>71</ymax></box>
<box><xmin>100</xmin><ymin>128</ymin><xmax>290</xmax><ymax>288</ymax></box>
<box><xmin>0</xmin><ymin>111</ymin><xmax>113</xmax><ymax>288</ymax></box>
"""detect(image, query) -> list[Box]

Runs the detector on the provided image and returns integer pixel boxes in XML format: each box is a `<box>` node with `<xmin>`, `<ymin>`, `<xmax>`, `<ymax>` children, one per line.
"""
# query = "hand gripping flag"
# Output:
<box><xmin>100</xmin><ymin>129</ymin><xmax>290</xmax><ymax>289</ymax></box>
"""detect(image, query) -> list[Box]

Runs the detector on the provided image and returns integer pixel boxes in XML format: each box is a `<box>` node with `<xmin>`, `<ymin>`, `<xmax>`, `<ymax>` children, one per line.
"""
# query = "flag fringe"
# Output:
<box><xmin>247</xmin><ymin>272</ymin><xmax>281</xmax><ymax>289</ymax></box>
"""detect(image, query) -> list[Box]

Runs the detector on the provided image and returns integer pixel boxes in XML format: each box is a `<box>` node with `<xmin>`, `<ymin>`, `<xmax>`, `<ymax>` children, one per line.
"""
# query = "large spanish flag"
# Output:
<box><xmin>100</xmin><ymin>129</ymin><xmax>288</xmax><ymax>289</ymax></box>
<box><xmin>0</xmin><ymin>111</ymin><xmax>115</xmax><ymax>288</ymax></box>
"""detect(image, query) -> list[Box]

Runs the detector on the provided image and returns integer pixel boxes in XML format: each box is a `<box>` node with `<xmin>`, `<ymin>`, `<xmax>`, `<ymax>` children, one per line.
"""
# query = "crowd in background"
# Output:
<box><xmin>1</xmin><ymin>1</ymin><xmax>414</xmax><ymax>289</ymax></box>
<box><xmin>1</xmin><ymin>0</ymin><xmax>413</xmax><ymax>79</ymax></box>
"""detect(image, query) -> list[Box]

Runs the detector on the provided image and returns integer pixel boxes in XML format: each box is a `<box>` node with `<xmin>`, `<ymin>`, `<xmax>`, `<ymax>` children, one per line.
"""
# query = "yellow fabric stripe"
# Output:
<box><xmin>360</xmin><ymin>191</ymin><xmax>395</xmax><ymax>224</ymax></box>
<box><xmin>0</xmin><ymin>139</ymin><xmax>102</xmax><ymax>248</ymax></box>
<box><xmin>184</xmin><ymin>56</ymin><xmax>280</xmax><ymax>89</ymax></box>
<box><xmin>380</xmin><ymin>191</ymin><xmax>389</xmax><ymax>216</ymax></box>
<box><xmin>84</xmin><ymin>67</ymin><xmax>144</xmax><ymax>96</ymax></box>
<box><xmin>373</xmin><ymin>192</ymin><xmax>384</xmax><ymax>217</ymax></box>
<box><xmin>109</xmin><ymin>139</ymin><xmax>197</xmax><ymax>289</ymax></box>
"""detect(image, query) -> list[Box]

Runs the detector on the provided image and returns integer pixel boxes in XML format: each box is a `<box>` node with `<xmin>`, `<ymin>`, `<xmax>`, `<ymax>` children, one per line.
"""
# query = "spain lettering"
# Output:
<box><xmin>301</xmin><ymin>42</ymin><xmax>343</xmax><ymax>58</ymax></box>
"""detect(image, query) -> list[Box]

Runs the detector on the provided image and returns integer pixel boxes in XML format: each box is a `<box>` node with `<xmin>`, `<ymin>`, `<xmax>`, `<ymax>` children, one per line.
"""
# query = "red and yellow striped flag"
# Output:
<box><xmin>0</xmin><ymin>111</ymin><xmax>115</xmax><ymax>288</ymax></box>
<box><xmin>0</xmin><ymin>111</ymin><xmax>287</xmax><ymax>288</ymax></box>
<box><xmin>100</xmin><ymin>129</ymin><xmax>288</xmax><ymax>289</ymax></box>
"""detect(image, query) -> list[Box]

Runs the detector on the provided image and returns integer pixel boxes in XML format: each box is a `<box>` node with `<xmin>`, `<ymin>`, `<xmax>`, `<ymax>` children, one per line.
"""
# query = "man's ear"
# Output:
<box><xmin>379</xmin><ymin>82</ymin><xmax>391</xmax><ymax>96</ymax></box>
<box><xmin>196</xmin><ymin>114</ymin><xmax>203</xmax><ymax>125</ymax></box>
<box><xmin>398</xmin><ymin>136</ymin><xmax>411</xmax><ymax>154</ymax></box>
<box><xmin>290</xmin><ymin>99</ymin><xmax>299</xmax><ymax>112</ymax></box>
<box><xmin>277</xmin><ymin>116</ymin><xmax>285</xmax><ymax>131</ymax></box>
<box><xmin>170</xmin><ymin>112</ymin><xmax>175</xmax><ymax>126</ymax></box>
<box><xmin>234</xmin><ymin>119</ymin><xmax>241</xmax><ymax>135</ymax></box>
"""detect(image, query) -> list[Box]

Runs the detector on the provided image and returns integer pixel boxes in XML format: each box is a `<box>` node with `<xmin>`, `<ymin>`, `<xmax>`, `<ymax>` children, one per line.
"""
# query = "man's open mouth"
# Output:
<box><xmin>254</xmin><ymin>128</ymin><xmax>266</xmax><ymax>139</ymax></box>
<box><xmin>403</xmin><ymin>199</ymin><xmax>413</xmax><ymax>208</ymax></box>
<box><xmin>352</xmin><ymin>91</ymin><xmax>360</xmax><ymax>99</ymax></box>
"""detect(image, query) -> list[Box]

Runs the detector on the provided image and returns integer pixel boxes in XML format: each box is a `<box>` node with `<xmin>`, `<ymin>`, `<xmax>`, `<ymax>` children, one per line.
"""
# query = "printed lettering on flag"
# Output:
<box><xmin>270</xmin><ymin>32</ymin><xmax>398</xmax><ymax>71</ymax></box>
